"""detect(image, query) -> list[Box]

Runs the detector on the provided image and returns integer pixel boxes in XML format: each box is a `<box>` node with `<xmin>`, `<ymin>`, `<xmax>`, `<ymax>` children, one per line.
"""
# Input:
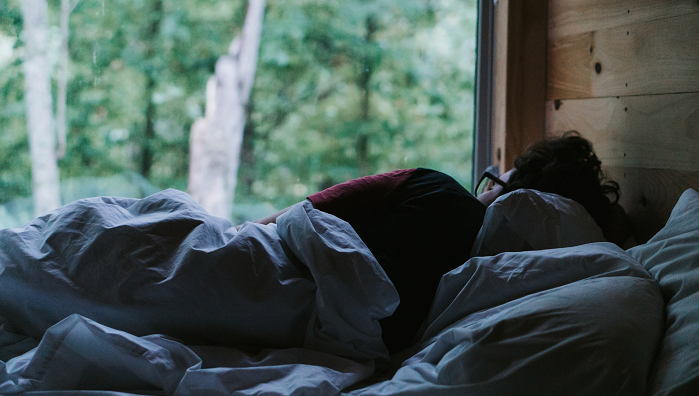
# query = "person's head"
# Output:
<box><xmin>503</xmin><ymin>132</ymin><xmax>620</xmax><ymax>231</ymax></box>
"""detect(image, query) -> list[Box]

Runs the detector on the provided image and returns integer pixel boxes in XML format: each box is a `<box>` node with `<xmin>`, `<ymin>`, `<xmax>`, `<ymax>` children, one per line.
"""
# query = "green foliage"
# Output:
<box><xmin>0</xmin><ymin>0</ymin><xmax>477</xmax><ymax>225</ymax></box>
<box><xmin>243</xmin><ymin>0</ymin><xmax>477</xmax><ymax>212</ymax></box>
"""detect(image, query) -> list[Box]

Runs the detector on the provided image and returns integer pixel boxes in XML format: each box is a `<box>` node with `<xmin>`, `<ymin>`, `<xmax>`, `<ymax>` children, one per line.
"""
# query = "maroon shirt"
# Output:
<box><xmin>307</xmin><ymin>168</ymin><xmax>486</xmax><ymax>353</ymax></box>
<box><xmin>307</xmin><ymin>169</ymin><xmax>416</xmax><ymax>222</ymax></box>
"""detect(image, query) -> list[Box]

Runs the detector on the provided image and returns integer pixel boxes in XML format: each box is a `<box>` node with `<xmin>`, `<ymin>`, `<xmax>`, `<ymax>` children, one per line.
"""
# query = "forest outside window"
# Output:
<box><xmin>0</xmin><ymin>0</ymin><xmax>479</xmax><ymax>227</ymax></box>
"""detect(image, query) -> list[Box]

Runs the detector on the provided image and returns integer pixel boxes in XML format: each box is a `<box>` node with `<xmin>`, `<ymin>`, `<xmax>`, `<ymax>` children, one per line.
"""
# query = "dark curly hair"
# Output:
<box><xmin>503</xmin><ymin>132</ymin><xmax>620</xmax><ymax>228</ymax></box>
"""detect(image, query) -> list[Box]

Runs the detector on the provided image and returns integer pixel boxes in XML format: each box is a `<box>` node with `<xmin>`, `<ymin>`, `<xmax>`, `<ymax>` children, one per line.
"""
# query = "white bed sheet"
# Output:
<box><xmin>0</xmin><ymin>191</ymin><xmax>397</xmax><ymax>394</ymax></box>
<box><xmin>349</xmin><ymin>243</ymin><xmax>664</xmax><ymax>396</ymax></box>
<box><xmin>0</xmin><ymin>191</ymin><xmax>665</xmax><ymax>395</ymax></box>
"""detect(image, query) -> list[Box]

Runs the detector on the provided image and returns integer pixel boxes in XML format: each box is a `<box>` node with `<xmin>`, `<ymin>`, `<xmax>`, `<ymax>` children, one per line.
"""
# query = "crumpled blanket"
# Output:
<box><xmin>0</xmin><ymin>190</ymin><xmax>398</xmax><ymax>394</ymax></box>
<box><xmin>0</xmin><ymin>190</ymin><xmax>665</xmax><ymax>396</ymax></box>
<box><xmin>351</xmin><ymin>243</ymin><xmax>664</xmax><ymax>396</ymax></box>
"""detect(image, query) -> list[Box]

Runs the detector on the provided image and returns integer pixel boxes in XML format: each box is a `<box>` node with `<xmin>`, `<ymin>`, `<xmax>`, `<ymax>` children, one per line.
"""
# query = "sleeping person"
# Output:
<box><xmin>0</xmin><ymin>132</ymin><xmax>629</xmax><ymax>358</ymax></box>
<box><xmin>250</xmin><ymin>167</ymin><xmax>488</xmax><ymax>354</ymax></box>
<box><xmin>243</xmin><ymin>132</ymin><xmax>630</xmax><ymax>353</ymax></box>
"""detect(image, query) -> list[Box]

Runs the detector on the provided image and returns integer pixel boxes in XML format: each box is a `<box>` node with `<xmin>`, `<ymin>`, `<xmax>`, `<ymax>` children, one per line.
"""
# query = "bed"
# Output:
<box><xmin>1</xmin><ymin>187</ymin><xmax>697</xmax><ymax>396</ymax></box>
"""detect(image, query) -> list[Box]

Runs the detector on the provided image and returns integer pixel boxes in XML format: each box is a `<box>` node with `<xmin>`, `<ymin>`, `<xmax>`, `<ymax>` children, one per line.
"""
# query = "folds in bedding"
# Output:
<box><xmin>0</xmin><ymin>190</ymin><xmax>666</xmax><ymax>395</ymax></box>
<box><xmin>0</xmin><ymin>190</ymin><xmax>398</xmax><ymax>362</ymax></box>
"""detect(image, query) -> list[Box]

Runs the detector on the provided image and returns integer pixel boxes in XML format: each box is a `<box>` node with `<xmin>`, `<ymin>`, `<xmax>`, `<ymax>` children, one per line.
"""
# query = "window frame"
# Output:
<box><xmin>472</xmin><ymin>0</ymin><xmax>495</xmax><ymax>185</ymax></box>
<box><xmin>473</xmin><ymin>0</ymin><xmax>548</xmax><ymax>182</ymax></box>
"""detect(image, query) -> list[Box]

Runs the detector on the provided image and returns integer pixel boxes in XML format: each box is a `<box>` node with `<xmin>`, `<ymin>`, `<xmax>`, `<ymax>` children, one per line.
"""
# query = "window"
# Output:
<box><xmin>0</xmin><ymin>0</ymin><xmax>479</xmax><ymax>227</ymax></box>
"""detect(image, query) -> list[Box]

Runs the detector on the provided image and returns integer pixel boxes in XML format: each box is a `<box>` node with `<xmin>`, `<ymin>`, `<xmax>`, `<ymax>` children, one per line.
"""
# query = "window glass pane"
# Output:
<box><xmin>0</xmin><ymin>0</ymin><xmax>477</xmax><ymax>227</ymax></box>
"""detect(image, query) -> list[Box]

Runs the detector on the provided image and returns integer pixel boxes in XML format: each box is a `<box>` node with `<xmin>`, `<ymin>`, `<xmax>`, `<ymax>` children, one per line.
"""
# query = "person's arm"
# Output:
<box><xmin>235</xmin><ymin>204</ymin><xmax>297</xmax><ymax>230</ymax></box>
<box><xmin>236</xmin><ymin>169</ymin><xmax>415</xmax><ymax>230</ymax></box>
<box><xmin>252</xmin><ymin>204</ymin><xmax>295</xmax><ymax>225</ymax></box>
<box><xmin>477</xmin><ymin>168</ymin><xmax>514</xmax><ymax>206</ymax></box>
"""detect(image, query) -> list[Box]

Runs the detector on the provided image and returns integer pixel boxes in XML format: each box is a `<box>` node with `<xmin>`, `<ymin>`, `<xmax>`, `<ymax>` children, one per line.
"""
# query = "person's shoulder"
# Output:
<box><xmin>413</xmin><ymin>167</ymin><xmax>444</xmax><ymax>176</ymax></box>
<box><xmin>383</xmin><ymin>168</ymin><xmax>417</xmax><ymax>177</ymax></box>
<box><xmin>413</xmin><ymin>168</ymin><xmax>458</xmax><ymax>182</ymax></box>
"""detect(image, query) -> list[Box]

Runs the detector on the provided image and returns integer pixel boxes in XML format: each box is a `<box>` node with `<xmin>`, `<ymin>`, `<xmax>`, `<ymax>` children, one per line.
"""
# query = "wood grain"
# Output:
<box><xmin>546</xmin><ymin>92</ymin><xmax>699</xmax><ymax>171</ymax></box>
<box><xmin>491</xmin><ymin>0</ymin><xmax>547</xmax><ymax>174</ymax></box>
<box><xmin>605</xmin><ymin>166</ymin><xmax>699</xmax><ymax>243</ymax></box>
<box><xmin>491</xmin><ymin>0</ymin><xmax>509</xmax><ymax>174</ymax></box>
<box><xmin>548</xmin><ymin>0</ymin><xmax>699</xmax><ymax>39</ymax></box>
<box><xmin>547</xmin><ymin>13</ymin><xmax>699</xmax><ymax>99</ymax></box>
<box><xmin>546</xmin><ymin>0</ymin><xmax>699</xmax><ymax>244</ymax></box>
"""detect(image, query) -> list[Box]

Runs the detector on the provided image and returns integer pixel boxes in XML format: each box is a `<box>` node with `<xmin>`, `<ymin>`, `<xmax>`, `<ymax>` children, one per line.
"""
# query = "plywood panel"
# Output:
<box><xmin>605</xmin><ymin>166</ymin><xmax>699</xmax><ymax>243</ymax></box>
<box><xmin>546</xmin><ymin>92</ymin><xmax>699</xmax><ymax>171</ymax></box>
<box><xmin>547</xmin><ymin>13</ymin><xmax>699</xmax><ymax>99</ymax></box>
<box><xmin>549</xmin><ymin>0</ymin><xmax>699</xmax><ymax>39</ymax></box>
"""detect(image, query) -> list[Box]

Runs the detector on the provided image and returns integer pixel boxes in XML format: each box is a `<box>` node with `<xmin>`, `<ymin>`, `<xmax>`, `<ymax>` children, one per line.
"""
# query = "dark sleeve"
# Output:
<box><xmin>306</xmin><ymin>169</ymin><xmax>416</xmax><ymax>222</ymax></box>
<box><xmin>357</xmin><ymin>168</ymin><xmax>487</xmax><ymax>354</ymax></box>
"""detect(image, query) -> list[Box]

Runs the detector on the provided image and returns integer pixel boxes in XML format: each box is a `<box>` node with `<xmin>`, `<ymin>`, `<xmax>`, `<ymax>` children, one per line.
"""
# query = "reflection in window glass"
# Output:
<box><xmin>0</xmin><ymin>0</ymin><xmax>477</xmax><ymax>227</ymax></box>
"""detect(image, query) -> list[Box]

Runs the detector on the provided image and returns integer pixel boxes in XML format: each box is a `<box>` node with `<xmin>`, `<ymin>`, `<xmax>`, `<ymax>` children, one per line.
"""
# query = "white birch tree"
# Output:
<box><xmin>21</xmin><ymin>0</ymin><xmax>62</xmax><ymax>216</ymax></box>
<box><xmin>55</xmin><ymin>0</ymin><xmax>70</xmax><ymax>160</ymax></box>
<box><xmin>188</xmin><ymin>0</ymin><xmax>266</xmax><ymax>219</ymax></box>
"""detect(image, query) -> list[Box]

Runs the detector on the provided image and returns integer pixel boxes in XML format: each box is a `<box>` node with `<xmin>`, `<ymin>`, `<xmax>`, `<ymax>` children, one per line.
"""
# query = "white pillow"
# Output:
<box><xmin>389</xmin><ymin>243</ymin><xmax>664</xmax><ymax>396</ymax></box>
<box><xmin>471</xmin><ymin>189</ymin><xmax>605</xmax><ymax>257</ymax></box>
<box><xmin>628</xmin><ymin>188</ymin><xmax>699</xmax><ymax>396</ymax></box>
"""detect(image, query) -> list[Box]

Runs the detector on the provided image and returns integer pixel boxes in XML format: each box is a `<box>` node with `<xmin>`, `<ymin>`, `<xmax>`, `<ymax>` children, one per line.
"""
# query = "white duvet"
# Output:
<box><xmin>0</xmin><ymin>190</ymin><xmax>664</xmax><ymax>395</ymax></box>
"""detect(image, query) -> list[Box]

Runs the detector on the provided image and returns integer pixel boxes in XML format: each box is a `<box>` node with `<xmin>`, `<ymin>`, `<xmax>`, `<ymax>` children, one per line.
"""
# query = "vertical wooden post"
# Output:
<box><xmin>491</xmin><ymin>0</ymin><xmax>548</xmax><ymax>174</ymax></box>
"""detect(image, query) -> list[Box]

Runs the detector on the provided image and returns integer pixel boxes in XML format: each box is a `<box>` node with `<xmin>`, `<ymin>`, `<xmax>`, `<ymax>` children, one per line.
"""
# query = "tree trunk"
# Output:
<box><xmin>188</xmin><ymin>0</ymin><xmax>266</xmax><ymax>220</ymax></box>
<box><xmin>56</xmin><ymin>0</ymin><xmax>70</xmax><ymax>160</ymax></box>
<box><xmin>239</xmin><ymin>95</ymin><xmax>256</xmax><ymax>195</ymax></box>
<box><xmin>141</xmin><ymin>0</ymin><xmax>163</xmax><ymax>178</ymax></box>
<box><xmin>21</xmin><ymin>0</ymin><xmax>62</xmax><ymax>216</ymax></box>
<box><xmin>358</xmin><ymin>15</ymin><xmax>377</xmax><ymax>176</ymax></box>
<box><xmin>142</xmin><ymin>76</ymin><xmax>157</xmax><ymax>177</ymax></box>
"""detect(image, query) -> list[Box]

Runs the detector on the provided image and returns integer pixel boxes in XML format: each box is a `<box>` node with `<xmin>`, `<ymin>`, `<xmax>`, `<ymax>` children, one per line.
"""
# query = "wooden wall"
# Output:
<box><xmin>546</xmin><ymin>0</ymin><xmax>699</xmax><ymax>243</ymax></box>
<box><xmin>490</xmin><ymin>0</ymin><xmax>548</xmax><ymax>176</ymax></box>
